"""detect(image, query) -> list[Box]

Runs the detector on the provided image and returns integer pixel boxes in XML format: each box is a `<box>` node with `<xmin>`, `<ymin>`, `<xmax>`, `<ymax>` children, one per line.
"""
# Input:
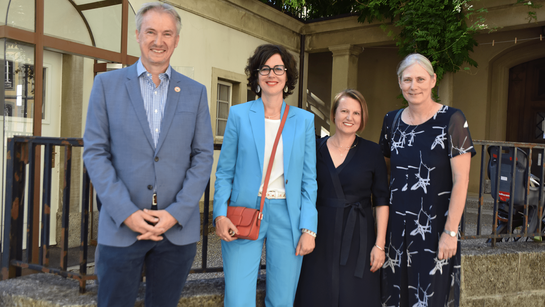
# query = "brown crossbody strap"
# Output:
<box><xmin>258</xmin><ymin>105</ymin><xmax>290</xmax><ymax>219</ymax></box>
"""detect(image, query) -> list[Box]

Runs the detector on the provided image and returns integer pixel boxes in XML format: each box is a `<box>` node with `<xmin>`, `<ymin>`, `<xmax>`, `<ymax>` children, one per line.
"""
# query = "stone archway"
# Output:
<box><xmin>487</xmin><ymin>40</ymin><xmax>545</xmax><ymax>141</ymax></box>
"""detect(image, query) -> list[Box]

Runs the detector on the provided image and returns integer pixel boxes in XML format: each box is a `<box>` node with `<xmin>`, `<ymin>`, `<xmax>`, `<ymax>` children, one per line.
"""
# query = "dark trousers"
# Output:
<box><xmin>97</xmin><ymin>239</ymin><xmax>196</xmax><ymax>307</ymax></box>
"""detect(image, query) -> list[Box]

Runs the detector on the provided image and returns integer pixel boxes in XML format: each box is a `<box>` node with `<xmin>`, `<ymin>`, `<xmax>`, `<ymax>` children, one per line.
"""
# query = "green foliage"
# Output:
<box><xmin>262</xmin><ymin>0</ymin><xmax>539</xmax><ymax>87</ymax></box>
<box><xmin>515</xmin><ymin>0</ymin><xmax>543</xmax><ymax>22</ymax></box>
<box><xmin>356</xmin><ymin>0</ymin><xmax>485</xmax><ymax>83</ymax></box>
<box><xmin>259</xmin><ymin>0</ymin><xmax>358</xmax><ymax>20</ymax></box>
<box><xmin>261</xmin><ymin>0</ymin><xmax>488</xmax><ymax>83</ymax></box>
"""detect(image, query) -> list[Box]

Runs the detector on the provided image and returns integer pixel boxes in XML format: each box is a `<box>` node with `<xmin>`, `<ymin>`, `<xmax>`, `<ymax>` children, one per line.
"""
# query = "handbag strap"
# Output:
<box><xmin>391</xmin><ymin>108</ymin><xmax>403</xmax><ymax>138</ymax></box>
<box><xmin>258</xmin><ymin>104</ymin><xmax>290</xmax><ymax>219</ymax></box>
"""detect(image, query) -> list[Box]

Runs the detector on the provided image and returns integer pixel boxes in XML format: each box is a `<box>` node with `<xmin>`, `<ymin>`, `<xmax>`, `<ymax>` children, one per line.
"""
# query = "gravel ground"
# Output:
<box><xmin>76</xmin><ymin>194</ymin><xmax>543</xmax><ymax>281</ymax></box>
<box><xmin>190</xmin><ymin>199</ymin><xmax>504</xmax><ymax>282</ymax></box>
<box><xmin>188</xmin><ymin>232</ymin><xmax>267</xmax><ymax>280</ymax></box>
<box><xmin>78</xmin><ymin>231</ymin><xmax>266</xmax><ymax>281</ymax></box>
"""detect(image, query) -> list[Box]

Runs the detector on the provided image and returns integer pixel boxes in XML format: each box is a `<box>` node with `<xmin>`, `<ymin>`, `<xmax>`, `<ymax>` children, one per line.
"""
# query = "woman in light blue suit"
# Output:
<box><xmin>213</xmin><ymin>44</ymin><xmax>318</xmax><ymax>306</ymax></box>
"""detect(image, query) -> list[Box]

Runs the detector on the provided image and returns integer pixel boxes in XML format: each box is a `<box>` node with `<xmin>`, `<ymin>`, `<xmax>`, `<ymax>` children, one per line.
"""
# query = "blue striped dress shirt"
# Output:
<box><xmin>137</xmin><ymin>60</ymin><xmax>171</xmax><ymax>148</ymax></box>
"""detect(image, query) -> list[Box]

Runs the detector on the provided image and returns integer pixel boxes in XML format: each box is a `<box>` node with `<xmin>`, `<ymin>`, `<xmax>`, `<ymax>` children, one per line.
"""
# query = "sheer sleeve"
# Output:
<box><xmin>448</xmin><ymin>109</ymin><xmax>476</xmax><ymax>158</ymax></box>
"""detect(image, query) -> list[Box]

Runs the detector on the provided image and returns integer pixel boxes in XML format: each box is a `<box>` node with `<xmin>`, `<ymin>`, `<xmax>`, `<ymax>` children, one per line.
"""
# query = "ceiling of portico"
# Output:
<box><xmin>1</xmin><ymin>0</ymin><xmax>139</xmax><ymax>56</ymax></box>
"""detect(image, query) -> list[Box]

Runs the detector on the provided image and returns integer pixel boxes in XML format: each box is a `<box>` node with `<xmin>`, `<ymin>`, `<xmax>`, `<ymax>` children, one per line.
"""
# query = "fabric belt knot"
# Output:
<box><xmin>339</xmin><ymin>199</ymin><xmax>371</xmax><ymax>279</ymax></box>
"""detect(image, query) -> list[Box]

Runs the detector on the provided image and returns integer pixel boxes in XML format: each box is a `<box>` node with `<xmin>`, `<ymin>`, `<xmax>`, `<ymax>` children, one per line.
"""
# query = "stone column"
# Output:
<box><xmin>58</xmin><ymin>54</ymin><xmax>84</xmax><ymax>247</ymax></box>
<box><xmin>437</xmin><ymin>72</ymin><xmax>453</xmax><ymax>106</ymax></box>
<box><xmin>328</xmin><ymin>44</ymin><xmax>363</xmax><ymax>134</ymax></box>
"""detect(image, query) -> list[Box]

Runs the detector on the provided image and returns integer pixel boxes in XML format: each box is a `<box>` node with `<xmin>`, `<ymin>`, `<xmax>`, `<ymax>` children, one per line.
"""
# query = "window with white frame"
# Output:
<box><xmin>211</xmin><ymin>68</ymin><xmax>246</xmax><ymax>143</ymax></box>
<box><xmin>216</xmin><ymin>81</ymin><xmax>232</xmax><ymax>137</ymax></box>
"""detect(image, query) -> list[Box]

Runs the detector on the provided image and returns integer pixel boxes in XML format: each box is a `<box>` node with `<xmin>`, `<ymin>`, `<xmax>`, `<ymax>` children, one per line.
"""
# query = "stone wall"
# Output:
<box><xmin>460</xmin><ymin>241</ymin><xmax>545</xmax><ymax>307</ymax></box>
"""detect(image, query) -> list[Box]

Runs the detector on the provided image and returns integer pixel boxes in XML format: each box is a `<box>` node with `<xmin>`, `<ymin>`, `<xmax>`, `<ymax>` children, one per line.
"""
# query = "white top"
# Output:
<box><xmin>259</xmin><ymin>118</ymin><xmax>285</xmax><ymax>194</ymax></box>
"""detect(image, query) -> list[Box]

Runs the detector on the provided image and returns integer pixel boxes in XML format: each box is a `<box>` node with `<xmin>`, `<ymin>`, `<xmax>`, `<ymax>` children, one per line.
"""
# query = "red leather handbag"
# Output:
<box><xmin>226</xmin><ymin>206</ymin><xmax>263</xmax><ymax>240</ymax></box>
<box><xmin>226</xmin><ymin>105</ymin><xmax>289</xmax><ymax>240</ymax></box>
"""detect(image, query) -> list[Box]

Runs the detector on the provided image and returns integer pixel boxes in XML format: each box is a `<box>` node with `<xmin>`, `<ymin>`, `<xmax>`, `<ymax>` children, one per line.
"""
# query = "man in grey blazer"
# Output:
<box><xmin>82</xmin><ymin>2</ymin><xmax>213</xmax><ymax>306</ymax></box>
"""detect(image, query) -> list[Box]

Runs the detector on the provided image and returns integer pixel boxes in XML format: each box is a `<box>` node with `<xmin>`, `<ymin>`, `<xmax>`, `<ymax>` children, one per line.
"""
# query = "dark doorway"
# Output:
<box><xmin>506</xmin><ymin>57</ymin><xmax>545</xmax><ymax>174</ymax></box>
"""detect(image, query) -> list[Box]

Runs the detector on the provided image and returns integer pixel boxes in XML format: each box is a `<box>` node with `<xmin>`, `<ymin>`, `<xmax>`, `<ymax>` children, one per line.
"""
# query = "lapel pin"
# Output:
<box><xmin>174</xmin><ymin>86</ymin><xmax>180</xmax><ymax>92</ymax></box>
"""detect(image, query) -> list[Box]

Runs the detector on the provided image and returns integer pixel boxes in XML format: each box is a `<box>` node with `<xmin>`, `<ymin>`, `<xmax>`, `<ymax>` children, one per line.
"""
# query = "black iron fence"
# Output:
<box><xmin>461</xmin><ymin>140</ymin><xmax>545</xmax><ymax>246</ymax></box>
<box><xmin>2</xmin><ymin>137</ymin><xmax>545</xmax><ymax>293</ymax></box>
<box><xmin>1</xmin><ymin>136</ymin><xmax>93</xmax><ymax>292</ymax></box>
<box><xmin>0</xmin><ymin>137</ymin><xmax>228</xmax><ymax>293</ymax></box>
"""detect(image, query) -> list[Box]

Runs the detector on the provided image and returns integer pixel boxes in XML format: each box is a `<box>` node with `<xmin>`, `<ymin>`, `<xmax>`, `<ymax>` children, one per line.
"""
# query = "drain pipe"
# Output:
<box><xmin>298</xmin><ymin>34</ymin><xmax>305</xmax><ymax>109</ymax></box>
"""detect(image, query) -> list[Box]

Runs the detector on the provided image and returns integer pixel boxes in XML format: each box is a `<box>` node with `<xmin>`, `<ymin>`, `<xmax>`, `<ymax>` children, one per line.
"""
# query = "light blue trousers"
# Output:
<box><xmin>222</xmin><ymin>198</ymin><xmax>303</xmax><ymax>307</ymax></box>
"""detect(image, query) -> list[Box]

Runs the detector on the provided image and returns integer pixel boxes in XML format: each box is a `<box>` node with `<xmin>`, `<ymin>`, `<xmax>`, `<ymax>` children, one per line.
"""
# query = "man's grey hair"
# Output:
<box><xmin>136</xmin><ymin>2</ymin><xmax>182</xmax><ymax>34</ymax></box>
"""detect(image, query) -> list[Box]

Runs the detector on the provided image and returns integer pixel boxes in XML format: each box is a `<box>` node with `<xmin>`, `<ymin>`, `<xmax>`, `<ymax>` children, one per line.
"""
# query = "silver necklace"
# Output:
<box><xmin>330</xmin><ymin>137</ymin><xmax>358</xmax><ymax>156</ymax></box>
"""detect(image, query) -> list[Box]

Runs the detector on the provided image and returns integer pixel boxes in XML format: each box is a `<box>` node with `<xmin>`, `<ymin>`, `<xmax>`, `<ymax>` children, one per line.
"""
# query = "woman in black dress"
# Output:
<box><xmin>379</xmin><ymin>53</ymin><xmax>475</xmax><ymax>306</ymax></box>
<box><xmin>295</xmin><ymin>89</ymin><xmax>389</xmax><ymax>307</ymax></box>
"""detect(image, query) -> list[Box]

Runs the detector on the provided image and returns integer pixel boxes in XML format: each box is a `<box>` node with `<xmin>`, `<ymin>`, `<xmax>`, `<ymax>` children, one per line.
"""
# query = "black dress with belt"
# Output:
<box><xmin>295</xmin><ymin>136</ymin><xmax>389</xmax><ymax>307</ymax></box>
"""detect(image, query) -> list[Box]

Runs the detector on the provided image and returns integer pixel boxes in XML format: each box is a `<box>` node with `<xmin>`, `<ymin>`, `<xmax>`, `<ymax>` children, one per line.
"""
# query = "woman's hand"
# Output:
<box><xmin>438</xmin><ymin>232</ymin><xmax>457</xmax><ymax>260</ymax></box>
<box><xmin>437</xmin><ymin>152</ymin><xmax>470</xmax><ymax>260</ymax></box>
<box><xmin>373</xmin><ymin>205</ymin><xmax>388</xmax><ymax>273</ymax></box>
<box><xmin>295</xmin><ymin>233</ymin><xmax>315</xmax><ymax>256</ymax></box>
<box><xmin>215</xmin><ymin>216</ymin><xmax>239</xmax><ymax>242</ymax></box>
<box><xmin>370</xmin><ymin>245</ymin><xmax>385</xmax><ymax>272</ymax></box>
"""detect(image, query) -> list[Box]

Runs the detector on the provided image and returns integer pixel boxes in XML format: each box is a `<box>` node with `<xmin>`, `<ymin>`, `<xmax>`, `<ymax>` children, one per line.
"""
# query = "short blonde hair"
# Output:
<box><xmin>330</xmin><ymin>89</ymin><xmax>368</xmax><ymax>132</ymax></box>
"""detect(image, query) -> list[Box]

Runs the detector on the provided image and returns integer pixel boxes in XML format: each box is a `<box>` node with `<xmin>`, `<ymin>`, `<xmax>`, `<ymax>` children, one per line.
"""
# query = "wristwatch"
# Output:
<box><xmin>443</xmin><ymin>229</ymin><xmax>457</xmax><ymax>237</ymax></box>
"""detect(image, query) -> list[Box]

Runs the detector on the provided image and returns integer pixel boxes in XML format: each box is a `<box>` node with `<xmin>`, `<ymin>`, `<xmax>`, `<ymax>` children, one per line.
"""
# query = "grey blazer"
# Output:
<box><xmin>83</xmin><ymin>63</ymin><xmax>214</xmax><ymax>247</ymax></box>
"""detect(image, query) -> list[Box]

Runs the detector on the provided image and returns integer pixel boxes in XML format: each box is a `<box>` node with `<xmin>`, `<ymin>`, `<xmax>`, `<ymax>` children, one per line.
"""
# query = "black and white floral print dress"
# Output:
<box><xmin>379</xmin><ymin>106</ymin><xmax>475</xmax><ymax>307</ymax></box>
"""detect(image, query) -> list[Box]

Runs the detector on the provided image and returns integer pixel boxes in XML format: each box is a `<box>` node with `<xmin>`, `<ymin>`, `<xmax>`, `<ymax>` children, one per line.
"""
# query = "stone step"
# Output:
<box><xmin>0</xmin><ymin>272</ymin><xmax>267</xmax><ymax>307</ymax></box>
<box><xmin>2</xmin><ymin>242</ymin><xmax>545</xmax><ymax>307</ymax></box>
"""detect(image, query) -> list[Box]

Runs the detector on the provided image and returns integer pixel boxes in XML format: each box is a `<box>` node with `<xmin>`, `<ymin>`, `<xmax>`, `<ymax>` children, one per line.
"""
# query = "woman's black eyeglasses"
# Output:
<box><xmin>257</xmin><ymin>65</ymin><xmax>287</xmax><ymax>76</ymax></box>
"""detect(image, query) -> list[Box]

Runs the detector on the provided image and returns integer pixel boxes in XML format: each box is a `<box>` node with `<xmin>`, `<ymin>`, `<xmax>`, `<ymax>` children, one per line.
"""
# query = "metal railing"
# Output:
<box><xmin>191</xmin><ymin>143</ymin><xmax>224</xmax><ymax>275</ymax></box>
<box><xmin>1</xmin><ymin>136</ymin><xmax>94</xmax><ymax>292</ymax></box>
<box><xmin>0</xmin><ymin>137</ymin><xmax>232</xmax><ymax>293</ymax></box>
<box><xmin>2</xmin><ymin>137</ymin><xmax>544</xmax><ymax>293</ymax></box>
<box><xmin>306</xmin><ymin>90</ymin><xmax>330</xmax><ymax>135</ymax></box>
<box><xmin>461</xmin><ymin>140</ymin><xmax>545</xmax><ymax>247</ymax></box>
<box><xmin>193</xmin><ymin>145</ymin><xmax>267</xmax><ymax>276</ymax></box>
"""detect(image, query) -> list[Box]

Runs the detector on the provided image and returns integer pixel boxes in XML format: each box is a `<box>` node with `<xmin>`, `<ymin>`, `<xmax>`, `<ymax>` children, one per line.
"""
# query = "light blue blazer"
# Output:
<box><xmin>83</xmin><ymin>63</ymin><xmax>214</xmax><ymax>247</ymax></box>
<box><xmin>213</xmin><ymin>99</ymin><xmax>318</xmax><ymax>247</ymax></box>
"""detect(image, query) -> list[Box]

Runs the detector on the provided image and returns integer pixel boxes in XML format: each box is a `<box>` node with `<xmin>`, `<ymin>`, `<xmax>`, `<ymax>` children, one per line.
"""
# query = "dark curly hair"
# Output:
<box><xmin>245</xmin><ymin>44</ymin><xmax>299</xmax><ymax>99</ymax></box>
